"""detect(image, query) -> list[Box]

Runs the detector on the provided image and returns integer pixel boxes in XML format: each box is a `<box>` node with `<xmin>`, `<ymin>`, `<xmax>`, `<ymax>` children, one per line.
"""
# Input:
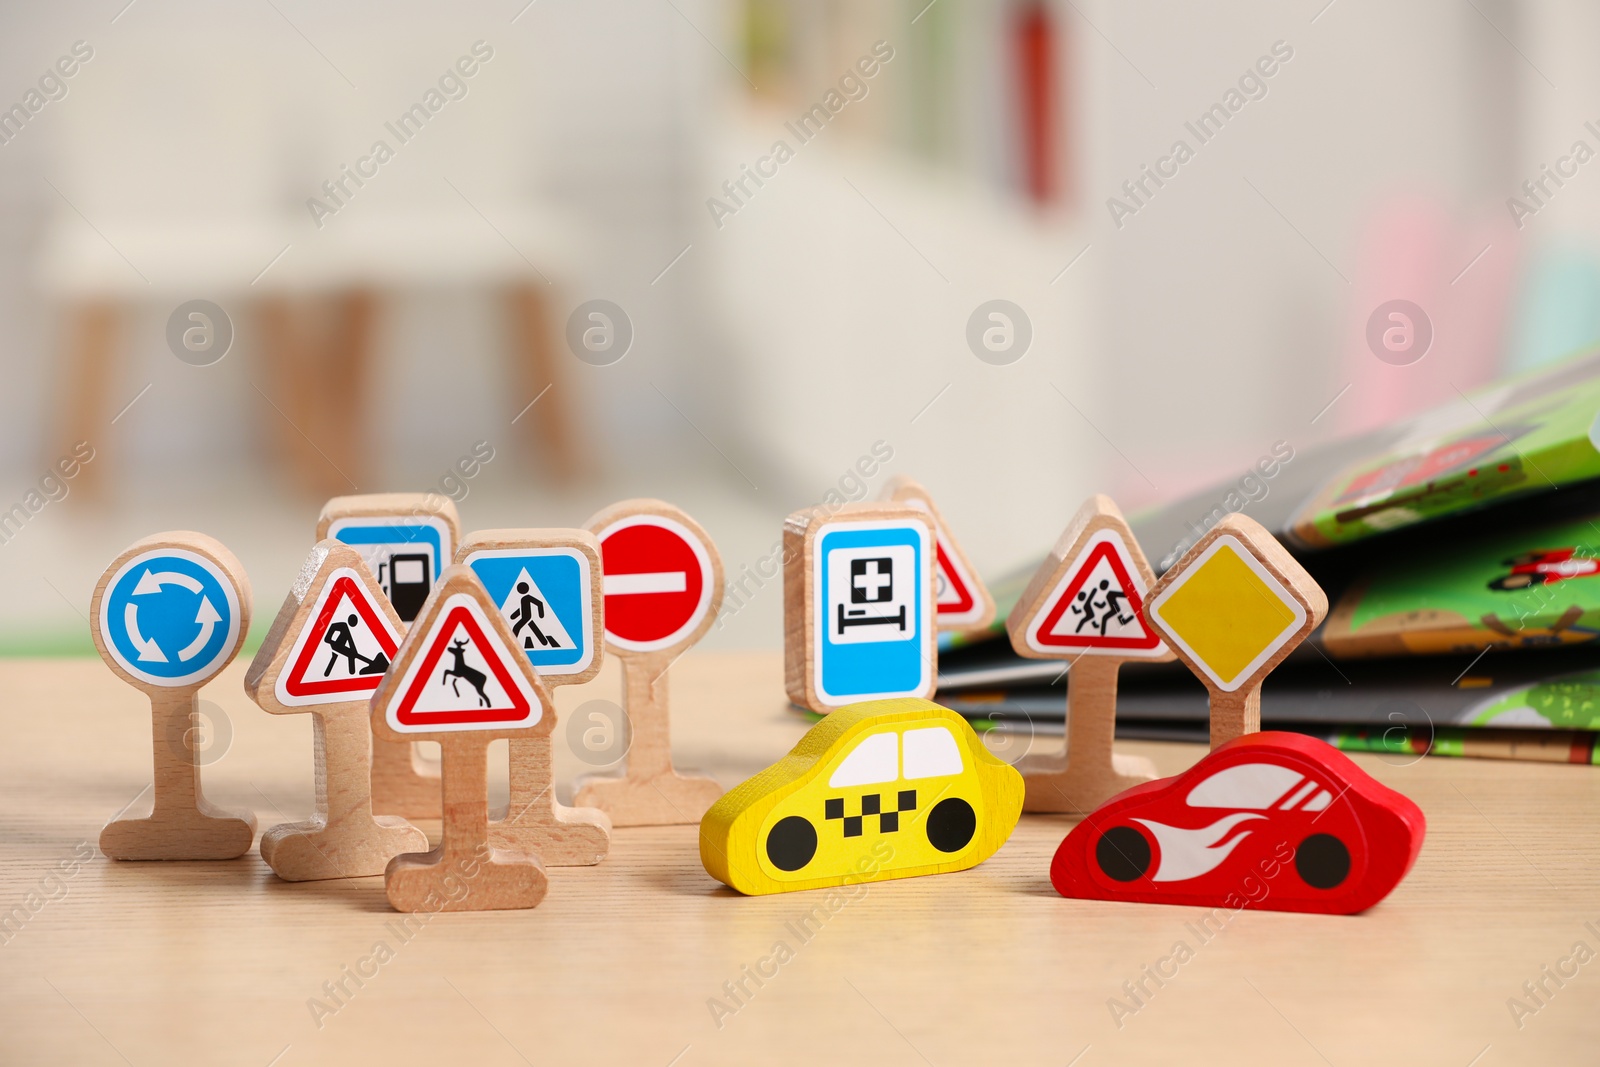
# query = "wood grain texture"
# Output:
<box><xmin>573</xmin><ymin>500</ymin><xmax>725</xmax><ymax>826</ymax></box>
<box><xmin>243</xmin><ymin>542</ymin><xmax>427</xmax><ymax>880</ymax></box>
<box><xmin>1006</xmin><ymin>496</ymin><xmax>1172</xmax><ymax>814</ymax></box>
<box><xmin>316</xmin><ymin>493</ymin><xmax>462</xmax><ymax>819</ymax></box>
<box><xmin>782</xmin><ymin>501</ymin><xmax>937</xmax><ymax>713</ymax></box>
<box><xmin>879</xmin><ymin>475</ymin><xmax>996</xmax><ymax>633</ymax></box>
<box><xmin>1144</xmin><ymin>513</ymin><xmax>1328</xmax><ymax>749</ymax></box>
<box><xmin>455</xmin><ymin>528</ymin><xmax>611</xmax><ymax>865</ymax></box>
<box><xmin>88</xmin><ymin>532</ymin><xmax>257</xmax><ymax>860</ymax></box>
<box><xmin>0</xmin><ymin>654</ymin><xmax>1595</xmax><ymax>1064</ymax></box>
<box><xmin>369</xmin><ymin>565</ymin><xmax>555</xmax><ymax>911</ymax></box>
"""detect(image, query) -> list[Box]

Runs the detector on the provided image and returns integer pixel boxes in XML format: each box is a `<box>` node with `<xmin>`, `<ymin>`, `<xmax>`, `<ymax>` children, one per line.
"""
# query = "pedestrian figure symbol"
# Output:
<box><xmin>509</xmin><ymin>581</ymin><xmax>559</xmax><ymax>650</ymax></box>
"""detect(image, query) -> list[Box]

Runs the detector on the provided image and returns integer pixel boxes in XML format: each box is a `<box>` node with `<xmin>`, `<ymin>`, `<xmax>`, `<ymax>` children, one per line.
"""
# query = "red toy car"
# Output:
<box><xmin>1050</xmin><ymin>732</ymin><xmax>1425</xmax><ymax>915</ymax></box>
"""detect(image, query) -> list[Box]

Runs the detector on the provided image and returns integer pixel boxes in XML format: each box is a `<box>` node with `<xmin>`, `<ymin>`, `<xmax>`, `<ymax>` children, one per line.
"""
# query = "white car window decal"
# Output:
<box><xmin>902</xmin><ymin>726</ymin><xmax>963</xmax><ymax>780</ymax></box>
<box><xmin>1278</xmin><ymin>780</ymin><xmax>1321</xmax><ymax>810</ymax></box>
<box><xmin>828</xmin><ymin>732</ymin><xmax>898</xmax><ymax>787</ymax></box>
<box><xmin>1186</xmin><ymin>763</ymin><xmax>1303</xmax><ymax>809</ymax></box>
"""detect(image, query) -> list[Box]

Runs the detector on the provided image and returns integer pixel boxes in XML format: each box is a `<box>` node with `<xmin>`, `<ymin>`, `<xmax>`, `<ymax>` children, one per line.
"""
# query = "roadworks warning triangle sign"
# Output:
<box><xmin>276</xmin><ymin>568</ymin><xmax>401</xmax><ymax>706</ymax></box>
<box><xmin>1025</xmin><ymin>529</ymin><xmax>1166</xmax><ymax>657</ymax></box>
<box><xmin>379</xmin><ymin>573</ymin><xmax>552</xmax><ymax>734</ymax></box>
<box><xmin>497</xmin><ymin>569</ymin><xmax>576</xmax><ymax>651</ymax></box>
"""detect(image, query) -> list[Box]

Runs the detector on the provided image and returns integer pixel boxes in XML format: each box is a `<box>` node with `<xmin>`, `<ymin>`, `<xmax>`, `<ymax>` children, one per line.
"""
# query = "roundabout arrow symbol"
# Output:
<box><xmin>124</xmin><ymin>569</ymin><xmax>223</xmax><ymax>664</ymax></box>
<box><xmin>177</xmin><ymin>597</ymin><xmax>221</xmax><ymax>662</ymax></box>
<box><xmin>125</xmin><ymin>602</ymin><xmax>168</xmax><ymax>662</ymax></box>
<box><xmin>134</xmin><ymin>569</ymin><xmax>202</xmax><ymax>596</ymax></box>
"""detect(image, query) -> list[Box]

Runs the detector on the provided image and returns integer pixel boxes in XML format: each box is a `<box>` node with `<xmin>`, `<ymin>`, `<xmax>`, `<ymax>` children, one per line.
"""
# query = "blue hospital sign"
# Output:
<box><xmin>99</xmin><ymin>548</ymin><xmax>243</xmax><ymax>687</ymax></box>
<box><xmin>463</xmin><ymin>546</ymin><xmax>596</xmax><ymax>679</ymax></box>
<box><xmin>813</xmin><ymin>520</ymin><xmax>934</xmax><ymax>706</ymax></box>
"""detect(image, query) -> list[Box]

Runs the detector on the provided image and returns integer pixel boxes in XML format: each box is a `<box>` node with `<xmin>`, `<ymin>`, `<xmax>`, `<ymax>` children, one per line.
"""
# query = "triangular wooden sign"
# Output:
<box><xmin>244</xmin><ymin>541</ymin><xmax>427</xmax><ymax>880</ymax></box>
<box><xmin>1006</xmin><ymin>495</ymin><xmax>1173</xmax><ymax>814</ymax></box>
<box><xmin>370</xmin><ymin>565</ymin><xmax>554</xmax><ymax>912</ymax></box>
<box><xmin>880</xmin><ymin>475</ymin><xmax>996</xmax><ymax>634</ymax></box>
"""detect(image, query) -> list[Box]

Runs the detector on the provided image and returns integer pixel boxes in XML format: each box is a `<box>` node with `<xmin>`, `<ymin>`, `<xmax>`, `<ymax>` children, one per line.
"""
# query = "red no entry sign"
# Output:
<box><xmin>597</xmin><ymin>512</ymin><xmax>715</xmax><ymax>653</ymax></box>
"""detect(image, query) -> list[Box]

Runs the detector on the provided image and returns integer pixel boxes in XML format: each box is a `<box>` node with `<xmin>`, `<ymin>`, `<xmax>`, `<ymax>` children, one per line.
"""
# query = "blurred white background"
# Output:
<box><xmin>0</xmin><ymin>0</ymin><xmax>1594</xmax><ymax>652</ymax></box>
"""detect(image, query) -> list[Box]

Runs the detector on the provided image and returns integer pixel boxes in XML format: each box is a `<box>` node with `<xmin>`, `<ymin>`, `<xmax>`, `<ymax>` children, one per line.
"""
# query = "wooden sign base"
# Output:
<box><xmin>370</xmin><ymin>739</ymin><xmax>442</xmax><ymax>818</ymax></box>
<box><xmin>490</xmin><ymin>734</ymin><xmax>612</xmax><ymax>866</ymax></box>
<box><xmin>385</xmin><ymin>736</ymin><xmax>547</xmax><ymax>913</ymax></box>
<box><xmin>259</xmin><ymin>711</ymin><xmax>427</xmax><ymax>880</ymax></box>
<box><xmin>101</xmin><ymin>692</ymin><xmax>256</xmax><ymax>861</ymax></box>
<box><xmin>1018</xmin><ymin>657</ymin><xmax>1158</xmax><ymax>815</ymax></box>
<box><xmin>573</xmin><ymin>658</ymin><xmax>720</xmax><ymax>826</ymax></box>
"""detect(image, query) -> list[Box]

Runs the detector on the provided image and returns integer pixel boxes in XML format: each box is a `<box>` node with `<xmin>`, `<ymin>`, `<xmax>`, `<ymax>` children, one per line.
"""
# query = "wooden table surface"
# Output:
<box><xmin>2</xmin><ymin>652</ymin><xmax>1597</xmax><ymax>1066</ymax></box>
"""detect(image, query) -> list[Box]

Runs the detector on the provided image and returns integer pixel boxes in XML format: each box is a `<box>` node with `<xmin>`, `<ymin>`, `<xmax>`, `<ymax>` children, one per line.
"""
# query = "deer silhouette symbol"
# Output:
<box><xmin>442</xmin><ymin>637</ymin><xmax>490</xmax><ymax>707</ymax></box>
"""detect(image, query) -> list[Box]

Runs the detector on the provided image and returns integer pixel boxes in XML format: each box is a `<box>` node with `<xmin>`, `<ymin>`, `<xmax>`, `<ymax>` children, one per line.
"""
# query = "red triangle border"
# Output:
<box><xmin>1032</xmin><ymin>539</ymin><xmax>1162</xmax><ymax>651</ymax></box>
<box><xmin>282</xmin><ymin>574</ymin><xmax>399</xmax><ymax>699</ymax></box>
<box><xmin>393</xmin><ymin>604</ymin><xmax>534</xmax><ymax>726</ymax></box>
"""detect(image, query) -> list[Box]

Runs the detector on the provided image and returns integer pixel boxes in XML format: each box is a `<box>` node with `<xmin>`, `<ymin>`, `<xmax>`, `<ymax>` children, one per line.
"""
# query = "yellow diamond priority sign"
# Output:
<box><xmin>1148</xmin><ymin>538</ymin><xmax>1304</xmax><ymax>690</ymax></box>
<box><xmin>1145</xmin><ymin>514</ymin><xmax>1326</xmax><ymax>700</ymax></box>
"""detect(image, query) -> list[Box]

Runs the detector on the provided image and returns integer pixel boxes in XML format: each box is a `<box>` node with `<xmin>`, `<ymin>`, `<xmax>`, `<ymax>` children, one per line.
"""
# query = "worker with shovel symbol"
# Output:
<box><xmin>322</xmin><ymin>614</ymin><xmax>391</xmax><ymax>677</ymax></box>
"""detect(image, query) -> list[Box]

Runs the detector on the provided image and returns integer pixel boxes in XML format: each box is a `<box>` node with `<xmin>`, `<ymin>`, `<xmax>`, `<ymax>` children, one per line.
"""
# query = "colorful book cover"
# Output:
<box><xmin>1324</xmin><ymin>514</ymin><xmax>1600</xmax><ymax>658</ymax></box>
<box><xmin>1287</xmin><ymin>348</ymin><xmax>1600</xmax><ymax>547</ymax></box>
<box><xmin>1454</xmin><ymin>669</ymin><xmax>1600</xmax><ymax>730</ymax></box>
<box><xmin>1326</xmin><ymin>725</ymin><xmax>1600</xmax><ymax>764</ymax></box>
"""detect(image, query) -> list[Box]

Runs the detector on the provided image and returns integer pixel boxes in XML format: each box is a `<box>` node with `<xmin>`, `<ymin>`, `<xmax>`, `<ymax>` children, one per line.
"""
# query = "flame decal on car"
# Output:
<box><xmin>1133</xmin><ymin>812</ymin><xmax>1265</xmax><ymax>882</ymax></box>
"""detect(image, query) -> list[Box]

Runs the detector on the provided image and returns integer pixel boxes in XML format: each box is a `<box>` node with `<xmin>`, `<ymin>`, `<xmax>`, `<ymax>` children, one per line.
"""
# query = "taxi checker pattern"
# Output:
<box><xmin>825</xmin><ymin>789</ymin><xmax>917</xmax><ymax>837</ymax></box>
<box><xmin>698</xmin><ymin>698</ymin><xmax>1024</xmax><ymax>896</ymax></box>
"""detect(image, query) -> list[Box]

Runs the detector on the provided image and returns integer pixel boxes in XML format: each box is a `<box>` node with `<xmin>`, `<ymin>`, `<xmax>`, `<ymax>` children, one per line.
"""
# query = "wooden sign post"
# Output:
<box><xmin>574</xmin><ymin>500</ymin><xmax>724</xmax><ymax>826</ymax></box>
<box><xmin>1006</xmin><ymin>496</ymin><xmax>1172</xmax><ymax>814</ymax></box>
<box><xmin>317</xmin><ymin>493</ymin><xmax>461</xmax><ymax>818</ymax></box>
<box><xmin>370</xmin><ymin>565</ymin><xmax>556</xmax><ymax>912</ymax></box>
<box><xmin>91</xmin><ymin>532</ymin><xmax>256</xmax><ymax>860</ymax></box>
<box><xmin>783</xmin><ymin>502</ymin><xmax>936</xmax><ymax>713</ymax></box>
<box><xmin>879</xmin><ymin>476</ymin><xmax>995</xmax><ymax>635</ymax></box>
<box><xmin>1144</xmin><ymin>513</ymin><xmax>1328</xmax><ymax>748</ymax></box>
<box><xmin>457</xmin><ymin>529</ymin><xmax>611</xmax><ymax>865</ymax></box>
<box><xmin>244</xmin><ymin>541</ymin><xmax>428</xmax><ymax>880</ymax></box>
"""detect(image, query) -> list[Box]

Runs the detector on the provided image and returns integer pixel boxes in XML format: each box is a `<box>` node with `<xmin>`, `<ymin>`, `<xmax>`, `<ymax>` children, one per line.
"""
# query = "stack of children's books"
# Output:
<box><xmin>939</xmin><ymin>349</ymin><xmax>1600</xmax><ymax>764</ymax></box>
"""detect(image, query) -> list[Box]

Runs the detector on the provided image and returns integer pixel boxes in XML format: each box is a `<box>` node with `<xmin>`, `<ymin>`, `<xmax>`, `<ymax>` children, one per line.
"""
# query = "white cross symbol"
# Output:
<box><xmin>854</xmin><ymin>560</ymin><xmax>893</xmax><ymax>601</ymax></box>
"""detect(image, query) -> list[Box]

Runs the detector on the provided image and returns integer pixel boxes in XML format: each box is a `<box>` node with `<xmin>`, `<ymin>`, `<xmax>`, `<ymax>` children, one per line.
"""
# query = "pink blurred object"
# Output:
<box><xmin>1337</xmin><ymin>196</ymin><xmax>1519</xmax><ymax>436</ymax></box>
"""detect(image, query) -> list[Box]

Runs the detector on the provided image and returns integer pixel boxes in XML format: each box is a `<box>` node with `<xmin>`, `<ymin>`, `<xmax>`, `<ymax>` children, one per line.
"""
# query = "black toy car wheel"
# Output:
<box><xmin>926</xmin><ymin>798</ymin><xmax>977</xmax><ymax>853</ymax></box>
<box><xmin>1096</xmin><ymin>825</ymin><xmax>1152</xmax><ymax>882</ymax></box>
<box><xmin>766</xmin><ymin>815</ymin><xmax>818</xmax><ymax>872</ymax></box>
<box><xmin>1295</xmin><ymin>833</ymin><xmax>1351</xmax><ymax>889</ymax></box>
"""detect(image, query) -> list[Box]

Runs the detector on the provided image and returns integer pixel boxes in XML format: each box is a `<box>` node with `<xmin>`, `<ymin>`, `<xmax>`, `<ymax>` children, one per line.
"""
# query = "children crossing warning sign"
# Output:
<box><xmin>1023</xmin><ymin>529</ymin><xmax>1166</xmax><ymax>657</ymax></box>
<box><xmin>276</xmin><ymin>569</ymin><xmax>402</xmax><ymax>706</ymax></box>
<box><xmin>384</xmin><ymin>591</ymin><xmax>546</xmax><ymax>733</ymax></box>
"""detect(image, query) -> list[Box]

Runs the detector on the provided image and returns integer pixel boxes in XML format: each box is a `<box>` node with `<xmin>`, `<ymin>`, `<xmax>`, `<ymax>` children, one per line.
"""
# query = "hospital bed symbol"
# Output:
<box><xmin>837</xmin><ymin>557</ymin><xmax>907</xmax><ymax>635</ymax></box>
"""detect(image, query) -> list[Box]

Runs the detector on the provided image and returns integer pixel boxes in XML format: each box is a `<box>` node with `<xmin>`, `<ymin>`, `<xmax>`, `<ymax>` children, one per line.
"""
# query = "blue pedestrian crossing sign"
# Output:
<box><xmin>812</xmin><ymin>517</ymin><xmax>935</xmax><ymax>707</ymax></box>
<box><xmin>97</xmin><ymin>545</ymin><xmax>245</xmax><ymax>688</ymax></box>
<box><xmin>460</xmin><ymin>540</ymin><xmax>601</xmax><ymax>684</ymax></box>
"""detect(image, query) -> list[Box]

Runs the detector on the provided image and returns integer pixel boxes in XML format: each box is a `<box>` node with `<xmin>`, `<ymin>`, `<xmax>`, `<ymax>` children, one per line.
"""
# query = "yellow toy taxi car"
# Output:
<box><xmin>700</xmin><ymin>698</ymin><xmax>1024</xmax><ymax>895</ymax></box>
